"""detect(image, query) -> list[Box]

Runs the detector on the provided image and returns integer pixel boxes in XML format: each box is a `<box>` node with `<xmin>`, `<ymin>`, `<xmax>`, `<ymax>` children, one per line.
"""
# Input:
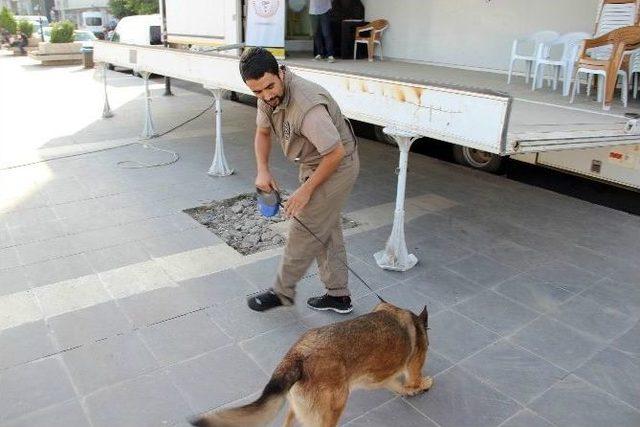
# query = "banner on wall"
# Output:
<box><xmin>246</xmin><ymin>0</ymin><xmax>286</xmax><ymax>49</ymax></box>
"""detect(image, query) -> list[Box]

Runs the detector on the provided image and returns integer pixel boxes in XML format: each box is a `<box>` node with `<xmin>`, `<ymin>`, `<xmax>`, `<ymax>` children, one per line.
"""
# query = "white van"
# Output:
<box><xmin>81</xmin><ymin>11</ymin><xmax>105</xmax><ymax>37</ymax></box>
<box><xmin>110</xmin><ymin>14</ymin><xmax>162</xmax><ymax>46</ymax></box>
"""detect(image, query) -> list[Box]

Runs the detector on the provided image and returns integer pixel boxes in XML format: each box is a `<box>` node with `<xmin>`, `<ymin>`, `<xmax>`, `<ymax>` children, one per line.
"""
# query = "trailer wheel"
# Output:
<box><xmin>453</xmin><ymin>145</ymin><xmax>504</xmax><ymax>173</ymax></box>
<box><xmin>374</xmin><ymin>125</ymin><xmax>396</xmax><ymax>145</ymax></box>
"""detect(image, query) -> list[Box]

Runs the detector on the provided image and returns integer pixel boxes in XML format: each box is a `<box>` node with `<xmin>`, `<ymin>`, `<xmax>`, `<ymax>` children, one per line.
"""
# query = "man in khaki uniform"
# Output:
<box><xmin>240</xmin><ymin>47</ymin><xmax>359</xmax><ymax>313</ymax></box>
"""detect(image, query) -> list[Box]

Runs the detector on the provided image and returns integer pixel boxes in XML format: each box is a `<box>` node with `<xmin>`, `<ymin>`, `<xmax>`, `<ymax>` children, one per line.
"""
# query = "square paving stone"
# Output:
<box><xmin>139</xmin><ymin>311</ymin><xmax>231</xmax><ymax>366</ymax></box>
<box><xmin>340</xmin><ymin>389</ymin><xmax>396</xmax><ymax>425</ymax></box>
<box><xmin>495</xmin><ymin>275</ymin><xmax>575</xmax><ymax>314</ymax></box>
<box><xmin>445</xmin><ymin>254</ymin><xmax>520</xmax><ymax>287</ymax></box>
<box><xmin>0</xmin><ymin>320</ymin><xmax>57</xmax><ymax>370</ymax></box>
<box><xmin>206</xmin><ymin>298</ymin><xmax>298</xmax><ymax>341</ymax></box>
<box><xmin>4</xmin><ymin>400</ymin><xmax>91</xmax><ymax>427</ymax></box>
<box><xmin>118</xmin><ymin>286</ymin><xmax>203</xmax><ymax>327</ymax></box>
<box><xmin>612</xmin><ymin>322</ymin><xmax>640</xmax><ymax>356</ymax></box>
<box><xmin>580</xmin><ymin>278</ymin><xmax>640</xmax><ymax>320</ymax></box>
<box><xmin>479</xmin><ymin>241</ymin><xmax>551</xmax><ymax>271</ymax></box>
<box><xmin>167</xmin><ymin>345</ymin><xmax>268</xmax><ymax>413</ymax></box>
<box><xmin>404</xmin><ymin>267</ymin><xmax>483</xmax><ymax>307</ymax></box>
<box><xmin>180</xmin><ymin>268</ymin><xmax>259</xmax><ymax>307</ymax></box>
<box><xmin>459</xmin><ymin>340</ymin><xmax>566</xmax><ymax>404</ymax></box>
<box><xmin>240</xmin><ymin>322</ymin><xmax>307</xmax><ymax>373</ymax></box>
<box><xmin>530</xmin><ymin>375</ymin><xmax>640</xmax><ymax>427</ymax></box>
<box><xmin>453</xmin><ymin>290</ymin><xmax>539</xmax><ymax>336</ymax></box>
<box><xmin>524</xmin><ymin>261</ymin><xmax>601</xmax><ymax>294</ymax></box>
<box><xmin>575</xmin><ymin>346</ymin><xmax>640</xmax><ymax>411</ymax></box>
<box><xmin>84</xmin><ymin>372</ymin><xmax>191</xmax><ymax>427</ymax></box>
<box><xmin>499</xmin><ymin>409</ymin><xmax>556</xmax><ymax>427</ymax></box>
<box><xmin>377</xmin><ymin>281</ymin><xmax>446</xmax><ymax>316</ymax></box>
<box><xmin>509</xmin><ymin>317</ymin><xmax>603</xmax><ymax>372</ymax></box>
<box><xmin>0</xmin><ymin>357</ymin><xmax>76</xmax><ymax>422</ymax></box>
<box><xmin>48</xmin><ymin>301</ymin><xmax>132</xmax><ymax>351</ymax></box>
<box><xmin>85</xmin><ymin>241</ymin><xmax>151</xmax><ymax>274</ymax></box>
<box><xmin>0</xmin><ymin>266</ymin><xmax>31</xmax><ymax>296</ymax></box>
<box><xmin>428</xmin><ymin>310</ymin><xmax>499</xmax><ymax>363</ymax></box>
<box><xmin>346</xmin><ymin>398</ymin><xmax>438</xmax><ymax>427</ymax></box>
<box><xmin>0</xmin><ymin>246</ymin><xmax>21</xmax><ymax>270</ymax></box>
<box><xmin>409</xmin><ymin>366</ymin><xmax>521</xmax><ymax>427</ymax></box>
<box><xmin>234</xmin><ymin>255</ymin><xmax>282</xmax><ymax>290</ymax></box>
<box><xmin>549</xmin><ymin>295</ymin><xmax>636</xmax><ymax>342</ymax></box>
<box><xmin>63</xmin><ymin>332</ymin><xmax>159</xmax><ymax>395</ymax></box>
<box><xmin>23</xmin><ymin>253</ymin><xmax>93</xmax><ymax>287</ymax></box>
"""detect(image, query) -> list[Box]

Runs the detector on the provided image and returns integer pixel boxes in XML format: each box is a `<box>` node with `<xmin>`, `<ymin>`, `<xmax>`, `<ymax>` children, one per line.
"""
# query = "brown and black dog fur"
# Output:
<box><xmin>190</xmin><ymin>302</ymin><xmax>431</xmax><ymax>427</ymax></box>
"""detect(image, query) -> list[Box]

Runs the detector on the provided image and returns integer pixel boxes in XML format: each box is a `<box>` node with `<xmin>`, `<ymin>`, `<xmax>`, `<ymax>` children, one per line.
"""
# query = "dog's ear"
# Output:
<box><xmin>418</xmin><ymin>305</ymin><xmax>428</xmax><ymax>328</ymax></box>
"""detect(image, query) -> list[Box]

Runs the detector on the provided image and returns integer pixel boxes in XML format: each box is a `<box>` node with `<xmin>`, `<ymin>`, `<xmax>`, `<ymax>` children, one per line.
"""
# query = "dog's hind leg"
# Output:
<box><xmin>315</xmin><ymin>387</ymin><xmax>348</xmax><ymax>427</ymax></box>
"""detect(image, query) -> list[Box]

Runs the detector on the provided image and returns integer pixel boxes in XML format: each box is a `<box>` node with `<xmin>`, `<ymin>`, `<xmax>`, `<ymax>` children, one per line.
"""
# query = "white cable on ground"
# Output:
<box><xmin>0</xmin><ymin>100</ymin><xmax>215</xmax><ymax>172</ymax></box>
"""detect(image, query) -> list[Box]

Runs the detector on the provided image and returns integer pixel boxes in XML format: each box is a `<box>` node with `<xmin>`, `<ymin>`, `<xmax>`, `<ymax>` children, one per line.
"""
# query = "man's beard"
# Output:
<box><xmin>266</xmin><ymin>96</ymin><xmax>282</xmax><ymax>108</ymax></box>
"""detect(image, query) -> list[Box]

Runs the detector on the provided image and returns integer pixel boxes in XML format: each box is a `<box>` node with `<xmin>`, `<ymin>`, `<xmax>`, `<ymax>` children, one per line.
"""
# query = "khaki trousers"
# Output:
<box><xmin>274</xmin><ymin>150</ymin><xmax>359</xmax><ymax>300</ymax></box>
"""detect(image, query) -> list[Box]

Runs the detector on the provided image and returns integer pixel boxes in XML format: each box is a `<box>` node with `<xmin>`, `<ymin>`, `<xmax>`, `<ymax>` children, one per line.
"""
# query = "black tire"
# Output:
<box><xmin>452</xmin><ymin>145</ymin><xmax>505</xmax><ymax>173</ymax></box>
<box><xmin>373</xmin><ymin>125</ymin><xmax>397</xmax><ymax>145</ymax></box>
<box><xmin>106</xmin><ymin>63</ymin><xmax>115</xmax><ymax>70</ymax></box>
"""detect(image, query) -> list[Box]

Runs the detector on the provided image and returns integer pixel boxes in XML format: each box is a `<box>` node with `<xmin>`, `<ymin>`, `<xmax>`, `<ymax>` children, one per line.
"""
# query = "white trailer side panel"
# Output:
<box><xmin>165</xmin><ymin>0</ymin><xmax>239</xmax><ymax>46</ymax></box>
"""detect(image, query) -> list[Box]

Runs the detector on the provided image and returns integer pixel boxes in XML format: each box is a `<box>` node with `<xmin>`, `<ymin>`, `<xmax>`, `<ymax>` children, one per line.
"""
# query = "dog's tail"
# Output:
<box><xmin>189</xmin><ymin>355</ymin><xmax>303</xmax><ymax>427</ymax></box>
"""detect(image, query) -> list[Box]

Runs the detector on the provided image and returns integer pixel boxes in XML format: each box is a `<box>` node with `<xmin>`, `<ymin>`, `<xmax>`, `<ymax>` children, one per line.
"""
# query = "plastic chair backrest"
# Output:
<box><xmin>595</xmin><ymin>0</ymin><xmax>639</xmax><ymax>36</ymax></box>
<box><xmin>526</xmin><ymin>30</ymin><xmax>560</xmax><ymax>44</ymax></box>
<box><xmin>369</xmin><ymin>19</ymin><xmax>389</xmax><ymax>32</ymax></box>
<box><xmin>556</xmin><ymin>32</ymin><xmax>591</xmax><ymax>61</ymax></box>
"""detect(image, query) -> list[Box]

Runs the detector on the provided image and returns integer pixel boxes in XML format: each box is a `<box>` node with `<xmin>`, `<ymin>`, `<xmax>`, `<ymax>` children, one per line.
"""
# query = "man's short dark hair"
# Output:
<box><xmin>239</xmin><ymin>47</ymin><xmax>279</xmax><ymax>82</ymax></box>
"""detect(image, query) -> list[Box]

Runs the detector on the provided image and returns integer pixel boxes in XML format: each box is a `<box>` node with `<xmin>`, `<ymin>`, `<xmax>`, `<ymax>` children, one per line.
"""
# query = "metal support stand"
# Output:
<box><xmin>101</xmin><ymin>63</ymin><xmax>113</xmax><ymax>118</ymax></box>
<box><xmin>164</xmin><ymin>76</ymin><xmax>173</xmax><ymax>96</ymax></box>
<box><xmin>140</xmin><ymin>71</ymin><xmax>158</xmax><ymax>139</ymax></box>
<box><xmin>207</xmin><ymin>88</ymin><xmax>234</xmax><ymax>177</ymax></box>
<box><xmin>374</xmin><ymin>127</ymin><xmax>420</xmax><ymax>271</ymax></box>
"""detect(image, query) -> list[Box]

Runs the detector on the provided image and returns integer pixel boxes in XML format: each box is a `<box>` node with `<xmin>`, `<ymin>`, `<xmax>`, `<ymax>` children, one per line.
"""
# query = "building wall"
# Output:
<box><xmin>360</xmin><ymin>0</ymin><xmax>600</xmax><ymax>72</ymax></box>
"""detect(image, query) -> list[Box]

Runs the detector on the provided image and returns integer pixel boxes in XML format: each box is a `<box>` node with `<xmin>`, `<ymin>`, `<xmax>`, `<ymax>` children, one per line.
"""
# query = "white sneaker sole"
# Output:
<box><xmin>306</xmin><ymin>303</ymin><xmax>353</xmax><ymax>314</ymax></box>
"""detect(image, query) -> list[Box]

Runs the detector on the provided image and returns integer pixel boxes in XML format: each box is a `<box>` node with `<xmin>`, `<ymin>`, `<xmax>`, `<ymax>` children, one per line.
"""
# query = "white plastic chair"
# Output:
<box><xmin>629</xmin><ymin>48</ymin><xmax>640</xmax><ymax>97</ymax></box>
<box><xmin>507</xmin><ymin>31</ymin><xmax>560</xmax><ymax>84</ymax></box>
<box><xmin>531</xmin><ymin>32</ymin><xmax>591</xmax><ymax>96</ymax></box>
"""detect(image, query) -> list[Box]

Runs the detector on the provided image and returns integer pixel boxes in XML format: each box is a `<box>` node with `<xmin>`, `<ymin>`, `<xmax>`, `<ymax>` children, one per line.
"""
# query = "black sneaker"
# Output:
<box><xmin>307</xmin><ymin>294</ymin><xmax>353</xmax><ymax>314</ymax></box>
<box><xmin>247</xmin><ymin>289</ymin><xmax>292</xmax><ymax>312</ymax></box>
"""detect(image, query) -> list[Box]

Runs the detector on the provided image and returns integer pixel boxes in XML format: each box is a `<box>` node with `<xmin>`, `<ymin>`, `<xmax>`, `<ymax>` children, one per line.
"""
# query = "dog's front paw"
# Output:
<box><xmin>402</xmin><ymin>377</ymin><xmax>433</xmax><ymax>396</ymax></box>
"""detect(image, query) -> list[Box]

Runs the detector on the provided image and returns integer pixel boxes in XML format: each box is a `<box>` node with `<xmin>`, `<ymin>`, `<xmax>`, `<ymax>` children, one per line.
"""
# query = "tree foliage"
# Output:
<box><xmin>0</xmin><ymin>7</ymin><xmax>17</xmax><ymax>34</ymax></box>
<box><xmin>108</xmin><ymin>0</ymin><xmax>159</xmax><ymax>19</ymax></box>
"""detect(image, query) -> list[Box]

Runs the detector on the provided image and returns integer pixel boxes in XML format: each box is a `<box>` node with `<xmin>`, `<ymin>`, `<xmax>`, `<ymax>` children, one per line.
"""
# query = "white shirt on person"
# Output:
<box><xmin>309</xmin><ymin>0</ymin><xmax>332</xmax><ymax>15</ymax></box>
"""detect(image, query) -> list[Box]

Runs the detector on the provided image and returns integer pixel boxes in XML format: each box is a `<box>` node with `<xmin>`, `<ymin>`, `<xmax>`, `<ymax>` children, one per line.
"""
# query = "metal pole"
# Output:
<box><xmin>374</xmin><ymin>127</ymin><xmax>419</xmax><ymax>271</ymax></box>
<box><xmin>160</xmin><ymin>0</ymin><xmax>173</xmax><ymax>96</ymax></box>
<box><xmin>102</xmin><ymin>62</ymin><xmax>113</xmax><ymax>118</ymax></box>
<box><xmin>207</xmin><ymin>88</ymin><xmax>233</xmax><ymax>176</ymax></box>
<box><xmin>141</xmin><ymin>71</ymin><xmax>158</xmax><ymax>139</ymax></box>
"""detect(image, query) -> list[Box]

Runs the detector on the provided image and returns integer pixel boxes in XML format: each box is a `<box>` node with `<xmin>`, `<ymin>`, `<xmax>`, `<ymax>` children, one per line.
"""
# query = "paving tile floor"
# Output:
<box><xmin>0</xmin><ymin>59</ymin><xmax>639</xmax><ymax>426</ymax></box>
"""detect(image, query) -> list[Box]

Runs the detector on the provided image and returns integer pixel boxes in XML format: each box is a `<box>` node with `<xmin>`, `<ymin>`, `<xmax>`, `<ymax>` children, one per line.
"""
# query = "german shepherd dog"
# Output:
<box><xmin>190</xmin><ymin>302</ymin><xmax>431</xmax><ymax>427</ymax></box>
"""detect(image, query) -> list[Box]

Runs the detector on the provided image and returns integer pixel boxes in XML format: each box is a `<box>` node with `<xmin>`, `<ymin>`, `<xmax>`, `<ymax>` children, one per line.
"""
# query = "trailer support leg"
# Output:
<box><xmin>102</xmin><ymin>63</ymin><xmax>113</xmax><ymax>119</ymax></box>
<box><xmin>140</xmin><ymin>71</ymin><xmax>158</xmax><ymax>139</ymax></box>
<box><xmin>374</xmin><ymin>127</ymin><xmax>419</xmax><ymax>271</ymax></box>
<box><xmin>208</xmin><ymin>88</ymin><xmax>234</xmax><ymax>177</ymax></box>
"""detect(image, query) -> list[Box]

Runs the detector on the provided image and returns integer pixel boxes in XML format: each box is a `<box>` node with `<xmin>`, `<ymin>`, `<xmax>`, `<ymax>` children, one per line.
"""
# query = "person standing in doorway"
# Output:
<box><xmin>239</xmin><ymin>47</ymin><xmax>359</xmax><ymax>313</ymax></box>
<box><xmin>309</xmin><ymin>0</ymin><xmax>335</xmax><ymax>63</ymax></box>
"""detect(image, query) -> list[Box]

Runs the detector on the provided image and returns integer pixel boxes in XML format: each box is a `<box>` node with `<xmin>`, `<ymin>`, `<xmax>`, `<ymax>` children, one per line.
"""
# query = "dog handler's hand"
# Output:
<box><xmin>255</xmin><ymin>169</ymin><xmax>278</xmax><ymax>193</ymax></box>
<box><xmin>285</xmin><ymin>185</ymin><xmax>312</xmax><ymax>218</ymax></box>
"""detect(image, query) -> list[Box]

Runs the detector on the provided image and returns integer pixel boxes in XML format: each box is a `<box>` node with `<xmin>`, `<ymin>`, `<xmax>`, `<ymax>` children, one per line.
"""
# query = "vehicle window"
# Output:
<box><xmin>149</xmin><ymin>25</ymin><xmax>162</xmax><ymax>45</ymax></box>
<box><xmin>85</xmin><ymin>17</ymin><xmax>102</xmax><ymax>26</ymax></box>
<box><xmin>111</xmin><ymin>31</ymin><xmax>120</xmax><ymax>42</ymax></box>
<box><xmin>74</xmin><ymin>32</ymin><xmax>94</xmax><ymax>41</ymax></box>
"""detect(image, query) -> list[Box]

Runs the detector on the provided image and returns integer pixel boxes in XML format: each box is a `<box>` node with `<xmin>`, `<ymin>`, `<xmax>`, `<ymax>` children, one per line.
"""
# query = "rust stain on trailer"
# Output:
<box><xmin>345</xmin><ymin>77</ymin><xmax>423</xmax><ymax>106</ymax></box>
